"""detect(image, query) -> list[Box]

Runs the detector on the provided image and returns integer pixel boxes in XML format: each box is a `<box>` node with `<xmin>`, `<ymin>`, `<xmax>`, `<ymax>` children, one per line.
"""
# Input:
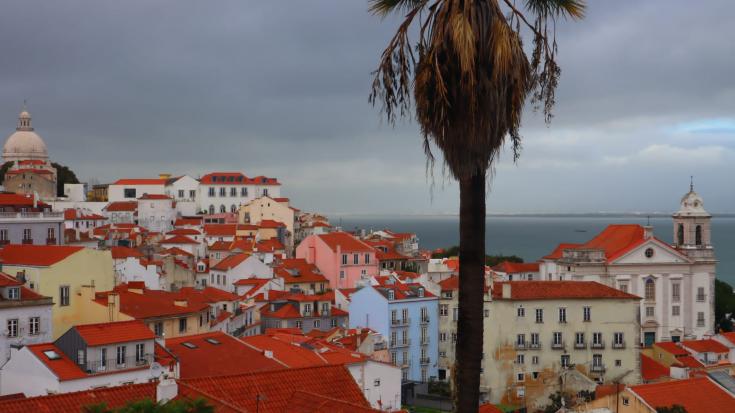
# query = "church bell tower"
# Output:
<box><xmin>672</xmin><ymin>179</ymin><xmax>714</xmax><ymax>261</ymax></box>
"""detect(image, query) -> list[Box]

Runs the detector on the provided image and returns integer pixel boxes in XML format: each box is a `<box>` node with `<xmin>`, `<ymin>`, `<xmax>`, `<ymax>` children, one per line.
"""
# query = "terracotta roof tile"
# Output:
<box><xmin>94</xmin><ymin>284</ymin><xmax>209</xmax><ymax>319</ymax></box>
<box><xmin>630</xmin><ymin>376</ymin><xmax>735</xmax><ymax>413</ymax></box>
<box><xmin>492</xmin><ymin>261</ymin><xmax>540</xmax><ymax>273</ymax></box>
<box><xmin>492</xmin><ymin>281</ymin><xmax>641</xmax><ymax>300</ymax></box>
<box><xmin>317</xmin><ymin>232</ymin><xmax>375</xmax><ymax>253</ymax></box>
<box><xmin>0</xmin><ymin>382</ymin><xmax>156</xmax><ymax>413</ymax></box>
<box><xmin>112</xmin><ymin>178</ymin><xmax>167</xmax><ymax>185</ymax></box>
<box><xmin>681</xmin><ymin>339</ymin><xmax>730</xmax><ymax>354</ymax></box>
<box><xmin>104</xmin><ymin>201</ymin><xmax>138</xmax><ymax>212</ymax></box>
<box><xmin>110</xmin><ymin>246</ymin><xmax>144</xmax><ymax>259</ymax></box>
<box><xmin>274</xmin><ymin>259</ymin><xmax>327</xmax><ymax>284</ymax></box>
<box><xmin>26</xmin><ymin>343</ymin><xmax>87</xmax><ymax>381</ymax></box>
<box><xmin>160</xmin><ymin>235</ymin><xmax>199</xmax><ymax>244</ymax></box>
<box><xmin>74</xmin><ymin>320</ymin><xmax>155</xmax><ymax>346</ymax></box>
<box><xmin>641</xmin><ymin>354</ymin><xmax>669</xmax><ymax>381</ymax></box>
<box><xmin>0</xmin><ymin>245</ymin><xmax>84</xmax><ymax>266</ymax></box>
<box><xmin>211</xmin><ymin>253</ymin><xmax>251</xmax><ymax>271</ymax></box>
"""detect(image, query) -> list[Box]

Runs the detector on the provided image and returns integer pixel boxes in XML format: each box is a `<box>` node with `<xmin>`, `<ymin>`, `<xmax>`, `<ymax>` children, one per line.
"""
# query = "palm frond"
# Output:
<box><xmin>368</xmin><ymin>0</ymin><xmax>428</xmax><ymax>17</ymax></box>
<box><xmin>524</xmin><ymin>0</ymin><xmax>585</xmax><ymax>19</ymax></box>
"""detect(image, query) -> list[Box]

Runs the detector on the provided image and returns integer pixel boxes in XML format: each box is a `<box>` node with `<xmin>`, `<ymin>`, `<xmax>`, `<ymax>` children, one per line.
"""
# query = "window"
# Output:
<box><xmin>530</xmin><ymin>333</ymin><xmax>539</xmax><ymax>346</ymax></box>
<box><xmin>339</xmin><ymin>270</ymin><xmax>345</xmax><ymax>279</ymax></box>
<box><xmin>365</xmin><ymin>254</ymin><xmax>370</xmax><ymax>264</ymax></box>
<box><xmin>230</xmin><ymin>204</ymin><xmax>237</xmax><ymax>213</ymax></box>
<box><xmin>622</xmin><ymin>397</ymin><xmax>630</xmax><ymax>406</ymax></box>
<box><xmin>619</xmin><ymin>282</ymin><xmax>628</xmax><ymax>293</ymax></box>
<box><xmin>295</xmin><ymin>320</ymin><xmax>302</xmax><ymax>329</ymax></box>
<box><xmin>178</xmin><ymin>189</ymin><xmax>185</xmax><ymax>198</ymax></box>
<box><xmin>516</xmin><ymin>354</ymin><xmax>525</xmax><ymax>364</ymax></box>
<box><xmin>614</xmin><ymin>332</ymin><xmax>624</xmax><ymax>346</ymax></box>
<box><xmin>553</xmin><ymin>332</ymin><xmax>562</xmax><ymax>345</ymax></box>
<box><xmin>697</xmin><ymin>287</ymin><xmax>706</xmax><ymax>302</ymax></box>
<box><xmin>439</xmin><ymin>332</ymin><xmax>447</xmax><ymax>342</ymax></box>
<box><xmin>353</xmin><ymin>254</ymin><xmax>359</xmax><ymax>265</ymax></box>
<box><xmin>179</xmin><ymin>318</ymin><xmax>187</xmax><ymax>333</ymax></box>
<box><xmin>29</xmin><ymin>317</ymin><xmax>40</xmax><ymax>335</ymax></box>
<box><xmin>219</xmin><ymin>187</ymin><xmax>226</xmax><ymax>197</ymax></box>
<box><xmin>47</xmin><ymin>227</ymin><xmax>55</xmax><ymax>240</ymax></box>
<box><xmin>516</xmin><ymin>334</ymin><xmax>526</xmax><ymax>346</ymax></box>
<box><xmin>124</xmin><ymin>188</ymin><xmax>136</xmax><ymax>198</ymax></box>
<box><xmin>342</xmin><ymin>254</ymin><xmax>348</xmax><ymax>265</ymax></box>
<box><xmin>593</xmin><ymin>354</ymin><xmax>603</xmax><ymax>367</ymax></box>
<box><xmin>645</xmin><ymin>278</ymin><xmax>655</xmax><ymax>300</ymax></box>
<box><xmin>535</xmin><ymin>308</ymin><xmax>544</xmax><ymax>323</ymax></box>
<box><xmin>532</xmin><ymin>356</ymin><xmax>539</xmax><ymax>365</ymax></box>
<box><xmin>561</xmin><ymin>354</ymin><xmax>570</xmax><ymax>368</ymax></box>
<box><xmin>78</xmin><ymin>349</ymin><xmax>85</xmax><ymax>365</ymax></box>
<box><xmin>387</xmin><ymin>290</ymin><xmax>395</xmax><ymax>300</ymax></box>
<box><xmin>23</xmin><ymin>228</ymin><xmax>32</xmax><ymax>240</ymax></box>
<box><xmin>593</xmin><ymin>332</ymin><xmax>602</xmax><ymax>345</ymax></box>
<box><xmin>672</xmin><ymin>283</ymin><xmax>681</xmax><ymax>302</ymax></box>
<box><xmin>402</xmin><ymin>308</ymin><xmax>409</xmax><ymax>321</ymax></box>
<box><xmin>440</xmin><ymin>304</ymin><xmax>448</xmax><ymax>316</ymax></box>
<box><xmin>230</xmin><ymin>187</ymin><xmax>237</xmax><ymax>197</ymax></box>
<box><xmin>241</xmin><ymin>187</ymin><xmax>248</xmax><ymax>196</ymax></box>
<box><xmin>263</xmin><ymin>188</ymin><xmax>269</xmax><ymax>197</ymax></box>
<box><xmin>101</xmin><ymin>348</ymin><xmax>107</xmax><ymax>369</ymax></box>
<box><xmin>7</xmin><ymin>287</ymin><xmax>19</xmax><ymax>300</ymax></box>
<box><xmin>116</xmin><ymin>346</ymin><xmax>126</xmax><ymax>365</ymax></box>
<box><xmin>517</xmin><ymin>306</ymin><xmax>525</xmax><ymax>317</ymax></box>
<box><xmin>219</xmin><ymin>205</ymin><xmax>226</xmax><ymax>213</ymax></box>
<box><xmin>646</xmin><ymin>306</ymin><xmax>655</xmax><ymax>317</ymax></box>
<box><xmin>615</xmin><ymin>359</ymin><xmax>622</xmax><ymax>367</ymax></box>
<box><xmin>208</xmin><ymin>205</ymin><xmax>215</xmax><ymax>214</ymax></box>
<box><xmin>189</xmin><ymin>190</ymin><xmax>196</xmax><ymax>198</ymax></box>
<box><xmin>672</xmin><ymin>305</ymin><xmax>680</xmax><ymax>316</ymax></box>
<box><xmin>373</xmin><ymin>378</ymin><xmax>381</xmax><ymax>387</ymax></box>
<box><xmin>583</xmin><ymin>306</ymin><xmax>591</xmax><ymax>322</ymax></box>
<box><xmin>575</xmin><ymin>332</ymin><xmax>585</xmax><ymax>345</ymax></box>
<box><xmin>60</xmin><ymin>285</ymin><xmax>70</xmax><ymax>306</ymax></box>
<box><xmin>0</xmin><ymin>229</ymin><xmax>7</xmax><ymax>241</ymax></box>
<box><xmin>558</xmin><ymin>307</ymin><xmax>567</xmax><ymax>323</ymax></box>
<box><xmin>484</xmin><ymin>309</ymin><xmax>490</xmax><ymax>318</ymax></box>
<box><xmin>154</xmin><ymin>322</ymin><xmax>163</xmax><ymax>336</ymax></box>
<box><xmin>7</xmin><ymin>319</ymin><xmax>18</xmax><ymax>338</ymax></box>
<box><xmin>645</xmin><ymin>247</ymin><xmax>655</xmax><ymax>258</ymax></box>
<box><xmin>517</xmin><ymin>373</ymin><xmax>525</xmax><ymax>382</ymax></box>
<box><xmin>135</xmin><ymin>343</ymin><xmax>145</xmax><ymax>363</ymax></box>
<box><xmin>697</xmin><ymin>312</ymin><xmax>705</xmax><ymax>327</ymax></box>
<box><xmin>452</xmin><ymin>332</ymin><xmax>457</xmax><ymax>343</ymax></box>
<box><xmin>331</xmin><ymin>319</ymin><xmax>338</xmax><ymax>327</ymax></box>
<box><xmin>452</xmin><ymin>307</ymin><xmax>459</xmax><ymax>321</ymax></box>
<box><xmin>208</xmin><ymin>187</ymin><xmax>215</xmax><ymax>196</ymax></box>
<box><xmin>695</xmin><ymin>225</ymin><xmax>702</xmax><ymax>245</ymax></box>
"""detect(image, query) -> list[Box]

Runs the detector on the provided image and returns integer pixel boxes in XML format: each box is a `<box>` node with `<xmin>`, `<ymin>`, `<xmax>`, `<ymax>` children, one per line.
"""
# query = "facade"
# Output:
<box><xmin>259</xmin><ymin>293</ymin><xmax>348</xmax><ymax>334</ymax></box>
<box><xmin>107</xmin><ymin>178</ymin><xmax>166</xmax><ymax>203</ymax></box>
<box><xmin>273</xmin><ymin>258</ymin><xmax>329</xmax><ymax>294</ymax></box>
<box><xmin>102</xmin><ymin>201</ymin><xmax>138</xmax><ymax>224</ymax></box>
<box><xmin>0</xmin><ymin>272</ymin><xmax>53</xmax><ymax>366</ymax></box>
<box><xmin>163</xmin><ymin>175</ymin><xmax>199</xmax><ymax>216</ymax></box>
<box><xmin>296</xmin><ymin>232</ymin><xmax>378</xmax><ymax>289</ymax></box>
<box><xmin>209</xmin><ymin>253</ymin><xmax>272</xmax><ymax>291</ymax></box>
<box><xmin>239</xmin><ymin>196</ymin><xmax>295</xmax><ymax>248</ymax></box>
<box><xmin>349</xmin><ymin>278</ymin><xmax>439</xmax><ymax>383</ymax></box>
<box><xmin>198</xmin><ymin>172</ymin><xmax>281</xmax><ymax>215</ymax></box>
<box><xmin>437</xmin><ymin>275</ymin><xmax>459</xmax><ymax>382</ymax></box>
<box><xmin>0</xmin><ymin>245</ymin><xmax>116</xmax><ymax>339</ymax></box>
<box><xmin>540</xmin><ymin>187</ymin><xmax>716</xmax><ymax>344</ymax></box>
<box><xmin>136</xmin><ymin>194</ymin><xmax>176</xmax><ymax>233</ymax></box>
<box><xmin>0</xmin><ymin>320</ymin><xmax>159</xmax><ymax>397</ymax></box>
<box><xmin>0</xmin><ymin>193</ymin><xmax>64</xmax><ymax>245</ymax></box>
<box><xmin>482</xmin><ymin>281</ymin><xmax>641</xmax><ymax>409</ymax></box>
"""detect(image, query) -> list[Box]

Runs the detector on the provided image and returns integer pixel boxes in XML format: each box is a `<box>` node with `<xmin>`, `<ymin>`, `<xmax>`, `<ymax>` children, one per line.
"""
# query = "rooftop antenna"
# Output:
<box><xmin>690</xmin><ymin>175</ymin><xmax>694</xmax><ymax>192</ymax></box>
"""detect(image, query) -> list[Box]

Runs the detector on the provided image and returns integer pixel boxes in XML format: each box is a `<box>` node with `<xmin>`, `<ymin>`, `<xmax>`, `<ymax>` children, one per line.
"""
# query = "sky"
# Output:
<box><xmin>1</xmin><ymin>0</ymin><xmax>733</xmax><ymax>215</ymax></box>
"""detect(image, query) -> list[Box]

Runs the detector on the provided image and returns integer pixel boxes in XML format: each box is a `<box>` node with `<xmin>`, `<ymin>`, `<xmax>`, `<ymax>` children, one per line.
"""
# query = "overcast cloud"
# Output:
<box><xmin>1</xmin><ymin>0</ymin><xmax>733</xmax><ymax>214</ymax></box>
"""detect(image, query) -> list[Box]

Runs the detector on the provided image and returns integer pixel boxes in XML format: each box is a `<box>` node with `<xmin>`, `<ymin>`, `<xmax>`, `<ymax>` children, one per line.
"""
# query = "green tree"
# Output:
<box><xmin>369</xmin><ymin>1</ymin><xmax>583</xmax><ymax>410</ymax></box>
<box><xmin>656</xmin><ymin>405</ymin><xmax>688</xmax><ymax>413</ymax></box>
<box><xmin>715</xmin><ymin>279</ymin><xmax>735</xmax><ymax>332</ymax></box>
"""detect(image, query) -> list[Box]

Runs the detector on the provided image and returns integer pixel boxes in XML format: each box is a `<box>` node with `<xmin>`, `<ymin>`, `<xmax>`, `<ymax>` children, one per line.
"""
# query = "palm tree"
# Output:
<box><xmin>369</xmin><ymin>0</ymin><xmax>584</xmax><ymax>411</ymax></box>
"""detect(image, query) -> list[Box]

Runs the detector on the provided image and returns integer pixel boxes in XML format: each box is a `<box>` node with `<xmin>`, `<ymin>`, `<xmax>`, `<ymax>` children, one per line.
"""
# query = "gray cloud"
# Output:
<box><xmin>1</xmin><ymin>0</ymin><xmax>733</xmax><ymax>214</ymax></box>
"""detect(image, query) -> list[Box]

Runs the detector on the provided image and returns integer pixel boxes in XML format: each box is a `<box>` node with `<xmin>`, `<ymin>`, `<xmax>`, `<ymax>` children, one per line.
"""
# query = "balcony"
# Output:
<box><xmin>574</xmin><ymin>342</ymin><xmax>586</xmax><ymax>350</ymax></box>
<box><xmin>528</xmin><ymin>342</ymin><xmax>541</xmax><ymax>350</ymax></box>
<box><xmin>85</xmin><ymin>354</ymin><xmax>152</xmax><ymax>374</ymax></box>
<box><xmin>420</xmin><ymin>316</ymin><xmax>430</xmax><ymax>325</ymax></box>
<box><xmin>515</xmin><ymin>342</ymin><xmax>527</xmax><ymax>350</ymax></box>
<box><xmin>696</xmin><ymin>295</ymin><xmax>706</xmax><ymax>302</ymax></box>
<box><xmin>0</xmin><ymin>211</ymin><xmax>64</xmax><ymax>221</ymax></box>
<box><xmin>22</xmin><ymin>238</ymin><xmax>33</xmax><ymax>245</ymax></box>
<box><xmin>420</xmin><ymin>357</ymin><xmax>431</xmax><ymax>365</ymax></box>
<box><xmin>591</xmin><ymin>341</ymin><xmax>605</xmax><ymax>349</ymax></box>
<box><xmin>551</xmin><ymin>341</ymin><xmax>565</xmax><ymax>350</ymax></box>
<box><xmin>420</xmin><ymin>336</ymin><xmax>430</xmax><ymax>345</ymax></box>
<box><xmin>390</xmin><ymin>339</ymin><xmax>411</xmax><ymax>349</ymax></box>
<box><xmin>46</xmin><ymin>238</ymin><xmax>57</xmax><ymax>245</ymax></box>
<box><xmin>391</xmin><ymin>318</ymin><xmax>410</xmax><ymax>327</ymax></box>
<box><xmin>612</xmin><ymin>341</ymin><xmax>626</xmax><ymax>349</ymax></box>
<box><xmin>590</xmin><ymin>364</ymin><xmax>606</xmax><ymax>373</ymax></box>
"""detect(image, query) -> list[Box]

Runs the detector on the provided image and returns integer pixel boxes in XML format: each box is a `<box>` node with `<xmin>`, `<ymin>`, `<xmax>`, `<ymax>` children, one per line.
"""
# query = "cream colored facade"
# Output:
<box><xmin>482</xmin><ymin>289</ymin><xmax>641</xmax><ymax>410</ymax></box>
<box><xmin>4</xmin><ymin>249</ymin><xmax>116</xmax><ymax>339</ymax></box>
<box><xmin>238</xmin><ymin>196</ymin><xmax>294</xmax><ymax>234</ymax></box>
<box><xmin>437</xmin><ymin>288</ymin><xmax>458</xmax><ymax>382</ymax></box>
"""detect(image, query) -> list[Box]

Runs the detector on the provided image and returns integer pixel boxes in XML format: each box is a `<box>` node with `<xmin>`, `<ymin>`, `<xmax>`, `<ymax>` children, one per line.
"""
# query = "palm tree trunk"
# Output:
<box><xmin>455</xmin><ymin>170</ymin><xmax>486</xmax><ymax>413</ymax></box>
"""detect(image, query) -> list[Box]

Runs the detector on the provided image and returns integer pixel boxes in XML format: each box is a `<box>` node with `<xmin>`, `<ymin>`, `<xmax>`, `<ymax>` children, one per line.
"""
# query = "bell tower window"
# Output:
<box><xmin>677</xmin><ymin>224</ymin><xmax>684</xmax><ymax>246</ymax></box>
<box><xmin>695</xmin><ymin>225</ymin><xmax>702</xmax><ymax>246</ymax></box>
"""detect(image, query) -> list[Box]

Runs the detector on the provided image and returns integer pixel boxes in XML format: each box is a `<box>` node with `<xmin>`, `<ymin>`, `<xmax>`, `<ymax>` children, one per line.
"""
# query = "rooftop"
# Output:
<box><xmin>318</xmin><ymin>232</ymin><xmax>375</xmax><ymax>253</ymax></box>
<box><xmin>112</xmin><ymin>178</ymin><xmax>167</xmax><ymax>185</ymax></box>
<box><xmin>0</xmin><ymin>244</ymin><xmax>84</xmax><ymax>267</ymax></box>
<box><xmin>630</xmin><ymin>376</ymin><xmax>735</xmax><ymax>413</ymax></box>
<box><xmin>74</xmin><ymin>320</ymin><xmax>155</xmax><ymax>346</ymax></box>
<box><xmin>492</xmin><ymin>281</ymin><xmax>641</xmax><ymax>301</ymax></box>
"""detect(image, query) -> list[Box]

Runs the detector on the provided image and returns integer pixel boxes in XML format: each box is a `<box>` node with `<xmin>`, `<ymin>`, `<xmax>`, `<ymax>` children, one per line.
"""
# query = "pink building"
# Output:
<box><xmin>295</xmin><ymin>232</ymin><xmax>378</xmax><ymax>289</ymax></box>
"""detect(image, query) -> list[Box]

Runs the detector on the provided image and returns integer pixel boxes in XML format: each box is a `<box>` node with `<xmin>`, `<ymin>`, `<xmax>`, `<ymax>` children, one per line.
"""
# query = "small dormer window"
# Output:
<box><xmin>7</xmin><ymin>287</ymin><xmax>20</xmax><ymax>300</ymax></box>
<box><xmin>418</xmin><ymin>288</ymin><xmax>425</xmax><ymax>298</ymax></box>
<box><xmin>388</xmin><ymin>289</ymin><xmax>395</xmax><ymax>300</ymax></box>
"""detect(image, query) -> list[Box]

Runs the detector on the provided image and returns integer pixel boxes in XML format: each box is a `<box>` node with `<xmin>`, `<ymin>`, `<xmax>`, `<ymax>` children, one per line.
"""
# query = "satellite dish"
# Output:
<box><xmin>149</xmin><ymin>362</ymin><xmax>163</xmax><ymax>378</ymax></box>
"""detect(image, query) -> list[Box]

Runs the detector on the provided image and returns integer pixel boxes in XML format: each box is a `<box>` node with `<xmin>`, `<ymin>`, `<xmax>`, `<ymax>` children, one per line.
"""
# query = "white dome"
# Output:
<box><xmin>674</xmin><ymin>187</ymin><xmax>710</xmax><ymax>217</ymax></box>
<box><xmin>3</xmin><ymin>109</ymin><xmax>49</xmax><ymax>162</ymax></box>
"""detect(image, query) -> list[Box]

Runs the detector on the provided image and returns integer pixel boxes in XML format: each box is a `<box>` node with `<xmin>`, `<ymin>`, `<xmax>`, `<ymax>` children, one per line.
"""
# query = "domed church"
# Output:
<box><xmin>2</xmin><ymin>107</ymin><xmax>57</xmax><ymax>199</ymax></box>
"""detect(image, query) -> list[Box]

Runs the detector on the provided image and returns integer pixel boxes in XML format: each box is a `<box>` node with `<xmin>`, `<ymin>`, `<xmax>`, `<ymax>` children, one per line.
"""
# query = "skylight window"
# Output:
<box><xmin>181</xmin><ymin>342</ymin><xmax>198</xmax><ymax>349</ymax></box>
<box><xmin>205</xmin><ymin>338</ymin><xmax>221</xmax><ymax>345</ymax></box>
<box><xmin>43</xmin><ymin>350</ymin><xmax>61</xmax><ymax>360</ymax></box>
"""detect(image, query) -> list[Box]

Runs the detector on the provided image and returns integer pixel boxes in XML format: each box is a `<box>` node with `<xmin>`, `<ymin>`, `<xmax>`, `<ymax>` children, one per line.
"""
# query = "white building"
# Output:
<box><xmin>136</xmin><ymin>194</ymin><xmax>176</xmax><ymax>234</ymax></box>
<box><xmin>540</xmin><ymin>186</ymin><xmax>716</xmax><ymax>344</ymax></box>
<box><xmin>164</xmin><ymin>175</ymin><xmax>199</xmax><ymax>216</ymax></box>
<box><xmin>102</xmin><ymin>201</ymin><xmax>138</xmax><ymax>224</ymax></box>
<box><xmin>111</xmin><ymin>246</ymin><xmax>161</xmax><ymax>290</ymax></box>
<box><xmin>0</xmin><ymin>320</ymin><xmax>162</xmax><ymax>396</ymax></box>
<box><xmin>108</xmin><ymin>178</ymin><xmax>166</xmax><ymax>203</ymax></box>
<box><xmin>209</xmin><ymin>253</ymin><xmax>272</xmax><ymax>291</ymax></box>
<box><xmin>198</xmin><ymin>172</ymin><xmax>281</xmax><ymax>215</ymax></box>
<box><xmin>0</xmin><ymin>272</ymin><xmax>53</xmax><ymax>368</ymax></box>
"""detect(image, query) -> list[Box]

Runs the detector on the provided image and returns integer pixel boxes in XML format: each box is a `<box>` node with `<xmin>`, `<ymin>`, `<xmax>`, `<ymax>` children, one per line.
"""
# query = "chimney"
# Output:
<box><xmin>156</xmin><ymin>378</ymin><xmax>178</xmax><ymax>404</ymax></box>
<box><xmin>502</xmin><ymin>283</ymin><xmax>512</xmax><ymax>299</ymax></box>
<box><xmin>643</xmin><ymin>225</ymin><xmax>654</xmax><ymax>240</ymax></box>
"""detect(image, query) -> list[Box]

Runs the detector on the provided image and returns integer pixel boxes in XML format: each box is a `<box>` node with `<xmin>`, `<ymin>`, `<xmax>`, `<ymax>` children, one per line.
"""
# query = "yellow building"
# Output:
<box><xmin>0</xmin><ymin>245</ymin><xmax>116</xmax><ymax>339</ymax></box>
<box><xmin>239</xmin><ymin>196</ymin><xmax>294</xmax><ymax>250</ymax></box>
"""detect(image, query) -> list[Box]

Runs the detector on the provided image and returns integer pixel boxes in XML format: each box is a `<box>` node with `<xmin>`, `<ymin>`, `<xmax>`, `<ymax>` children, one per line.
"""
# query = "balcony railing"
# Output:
<box><xmin>515</xmin><ymin>342</ymin><xmax>526</xmax><ymax>350</ymax></box>
<box><xmin>591</xmin><ymin>341</ymin><xmax>605</xmax><ymax>349</ymax></box>
<box><xmin>590</xmin><ymin>364</ymin><xmax>606</xmax><ymax>373</ymax></box>
<box><xmin>612</xmin><ymin>341</ymin><xmax>626</xmax><ymax>349</ymax></box>
<box><xmin>420</xmin><ymin>316</ymin><xmax>430</xmax><ymax>324</ymax></box>
<box><xmin>391</xmin><ymin>318</ymin><xmax>410</xmax><ymax>326</ymax></box>
<box><xmin>390</xmin><ymin>339</ymin><xmax>411</xmax><ymax>349</ymax></box>
<box><xmin>46</xmin><ymin>238</ymin><xmax>57</xmax><ymax>245</ymax></box>
<box><xmin>420</xmin><ymin>336</ymin><xmax>430</xmax><ymax>345</ymax></box>
<box><xmin>85</xmin><ymin>354</ymin><xmax>152</xmax><ymax>374</ymax></box>
<box><xmin>0</xmin><ymin>211</ymin><xmax>64</xmax><ymax>219</ymax></box>
<box><xmin>22</xmin><ymin>238</ymin><xmax>33</xmax><ymax>244</ymax></box>
<box><xmin>528</xmin><ymin>342</ymin><xmax>541</xmax><ymax>350</ymax></box>
<box><xmin>574</xmin><ymin>342</ymin><xmax>586</xmax><ymax>349</ymax></box>
<box><xmin>420</xmin><ymin>357</ymin><xmax>431</xmax><ymax>365</ymax></box>
<box><xmin>551</xmin><ymin>341</ymin><xmax>565</xmax><ymax>350</ymax></box>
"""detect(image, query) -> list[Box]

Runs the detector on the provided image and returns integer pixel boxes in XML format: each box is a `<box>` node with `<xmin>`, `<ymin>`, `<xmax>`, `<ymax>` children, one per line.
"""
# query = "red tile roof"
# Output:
<box><xmin>175</xmin><ymin>218</ymin><xmax>202</xmax><ymax>227</ymax></box>
<box><xmin>167</xmin><ymin>228</ymin><xmax>201</xmax><ymax>236</ymax></box>
<box><xmin>720</xmin><ymin>332</ymin><xmax>735</xmax><ymax>346</ymax></box>
<box><xmin>681</xmin><ymin>339</ymin><xmax>730</xmax><ymax>354</ymax></box>
<box><xmin>162</xmin><ymin>247</ymin><xmax>195</xmax><ymax>257</ymax></box>
<box><xmin>0</xmin><ymin>193</ymin><xmax>48</xmax><ymax>207</ymax></box>
<box><xmin>104</xmin><ymin>201</ymin><xmax>138</xmax><ymax>212</ymax></box>
<box><xmin>179</xmin><ymin>365</ymin><xmax>369</xmax><ymax>412</ymax></box>
<box><xmin>492</xmin><ymin>281</ymin><xmax>641</xmax><ymax>300</ymax></box>
<box><xmin>0</xmin><ymin>382</ymin><xmax>157</xmax><ymax>413</ymax></box>
<box><xmin>259</xmin><ymin>219</ymin><xmax>286</xmax><ymax>228</ymax></box>
<box><xmin>676</xmin><ymin>355</ymin><xmax>705</xmax><ymax>368</ymax></box>
<box><xmin>274</xmin><ymin>259</ymin><xmax>327</xmax><ymax>284</ymax></box>
<box><xmin>260</xmin><ymin>303</ymin><xmax>303</xmax><ymax>319</ymax></box>
<box><xmin>160</xmin><ymin>235</ymin><xmax>199</xmax><ymax>244</ymax></box>
<box><xmin>204</xmin><ymin>224</ymin><xmax>238</xmax><ymax>237</ymax></box>
<box><xmin>211</xmin><ymin>253</ymin><xmax>251</xmax><ymax>271</ymax></box>
<box><xmin>138</xmin><ymin>193</ymin><xmax>172</xmax><ymax>200</ymax></box>
<box><xmin>439</xmin><ymin>275</ymin><xmax>459</xmax><ymax>291</ymax></box>
<box><xmin>94</xmin><ymin>284</ymin><xmax>209</xmax><ymax>319</ymax></box>
<box><xmin>287</xmin><ymin>390</ymin><xmax>380</xmax><ymax>412</ymax></box>
<box><xmin>478</xmin><ymin>404</ymin><xmax>504</xmax><ymax>413</ymax></box>
<box><xmin>110</xmin><ymin>246</ymin><xmax>143</xmax><ymax>259</ymax></box>
<box><xmin>492</xmin><ymin>261</ymin><xmax>540</xmax><ymax>273</ymax></box>
<box><xmin>26</xmin><ymin>343</ymin><xmax>87</xmax><ymax>381</ymax></box>
<box><xmin>373</xmin><ymin>276</ymin><xmax>436</xmax><ymax>300</ymax></box>
<box><xmin>175</xmin><ymin>287</ymin><xmax>239</xmax><ymax>303</ymax></box>
<box><xmin>630</xmin><ymin>377</ymin><xmax>735</xmax><ymax>413</ymax></box>
<box><xmin>0</xmin><ymin>245</ymin><xmax>84</xmax><ymax>266</ymax></box>
<box><xmin>164</xmin><ymin>331</ymin><xmax>284</xmax><ymax>378</ymax></box>
<box><xmin>199</xmin><ymin>172</ymin><xmax>280</xmax><ymax>186</ymax></box>
<box><xmin>318</xmin><ymin>232</ymin><xmax>375</xmax><ymax>253</ymax></box>
<box><xmin>112</xmin><ymin>178</ymin><xmax>167</xmax><ymax>185</ymax></box>
<box><xmin>63</xmin><ymin>209</ymin><xmax>107</xmax><ymax>220</ymax></box>
<box><xmin>641</xmin><ymin>354</ymin><xmax>669</xmax><ymax>382</ymax></box>
<box><xmin>0</xmin><ymin>272</ymin><xmax>48</xmax><ymax>302</ymax></box>
<box><xmin>256</xmin><ymin>238</ymin><xmax>285</xmax><ymax>252</ymax></box>
<box><xmin>543</xmin><ymin>243</ymin><xmax>583</xmax><ymax>260</ymax></box>
<box><xmin>74</xmin><ymin>320</ymin><xmax>155</xmax><ymax>346</ymax></box>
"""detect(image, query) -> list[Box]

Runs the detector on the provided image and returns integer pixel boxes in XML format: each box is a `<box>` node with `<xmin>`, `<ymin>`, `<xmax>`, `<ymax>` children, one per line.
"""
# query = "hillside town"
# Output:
<box><xmin>0</xmin><ymin>107</ymin><xmax>732</xmax><ymax>413</ymax></box>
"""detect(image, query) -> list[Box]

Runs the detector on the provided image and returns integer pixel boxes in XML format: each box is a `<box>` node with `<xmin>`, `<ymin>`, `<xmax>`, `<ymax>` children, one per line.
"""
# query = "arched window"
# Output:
<box><xmin>230</xmin><ymin>204</ymin><xmax>237</xmax><ymax>213</ymax></box>
<box><xmin>645</xmin><ymin>278</ymin><xmax>655</xmax><ymax>300</ymax></box>
<box><xmin>219</xmin><ymin>204</ymin><xmax>226</xmax><ymax>213</ymax></box>
<box><xmin>695</xmin><ymin>225</ymin><xmax>702</xmax><ymax>246</ymax></box>
<box><xmin>208</xmin><ymin>205</ymin><xmax>215</xmax><ymax>215</ymax></box>
<box><xmin>677</xmin><ymin>224</ymin><xmax>684</xmax><ymax>245</ymax></box>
